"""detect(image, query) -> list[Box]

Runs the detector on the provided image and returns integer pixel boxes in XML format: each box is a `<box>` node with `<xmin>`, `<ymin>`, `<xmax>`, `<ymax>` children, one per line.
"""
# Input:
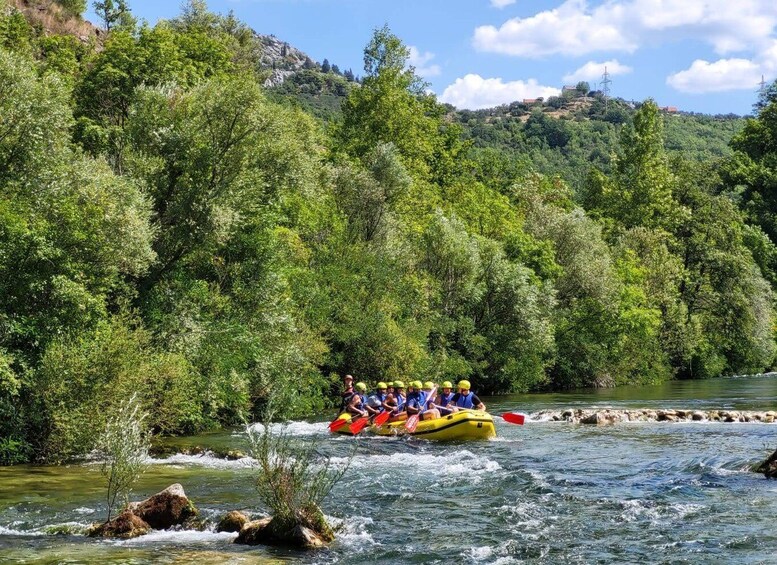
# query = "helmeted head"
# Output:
<box><xmin>394</xmin><ymin>380</ymin><xmax>405</xmax><ymax>390</ymax></box>
<box><xmin>442</xmin><ymin>380</ymin><xmax>453</xmax><ymax>391</ymax></box>
<box><xmin>377</xmin><ymin>382</ymin><xmax>387</xmax><ymax>391</ymax></box>
<box><xmin>423</xmin><ymin>381</ymin><xmax>434</xmax><ymax>391</ymax></box>
<box><xmin>355</xmin><ymin>382</ymin><xmax>367</xmax><ymax>392</ymax></box>
<box><xmin>344</xmin><ymin>374</ymin><xmax>354</xmax><ymax>383</ymax></box>
<box><xmin>458</xmin><ymin>379</ymin><xmax>471</xmax><ymax>392</ymax></box>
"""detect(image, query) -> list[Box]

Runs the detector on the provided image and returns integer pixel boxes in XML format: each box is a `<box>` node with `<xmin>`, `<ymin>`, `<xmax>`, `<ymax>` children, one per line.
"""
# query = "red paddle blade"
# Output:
<box><xmin>501</xmin><ymin>412</ymin><xmax>526</xmax><ymax>425</ymax></box>
<box><xmin>405</xmin><ymin>414</ymin><xmax>420</xmax><ymax>433</ymax></box>
<box><xmin>349</xmin><ymin>416</ymin><xmax>370</xmax><ymax>434</ymax></box>
<box><xmin>374</xmin><ymin>411</ymin><xmax>391</xmax><ymax>426</ymax></box>
<box><xmin>329</xmin><ymin>417</ymin><xmax>349</xmax><ymax>432</ymax></box>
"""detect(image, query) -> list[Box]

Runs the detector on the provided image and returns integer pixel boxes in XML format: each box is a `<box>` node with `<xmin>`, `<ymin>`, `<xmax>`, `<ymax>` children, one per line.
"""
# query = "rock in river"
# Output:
<box><xmin>127</xmin><ymin>483</ymin><xmax>199</xmax><ymax>529</ymax></box>
<box><xmin>235</xmin><ymin>504</ymin><xmax>334</xmax><ymax>550</ymax></box>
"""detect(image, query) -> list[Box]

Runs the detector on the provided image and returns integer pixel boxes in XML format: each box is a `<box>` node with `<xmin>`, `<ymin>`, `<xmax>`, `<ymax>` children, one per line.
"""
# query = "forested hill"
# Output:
<box><xmin>1</xmin><ymin>1</ymin><xmax>776</xmax><ymax>465</ymax></box>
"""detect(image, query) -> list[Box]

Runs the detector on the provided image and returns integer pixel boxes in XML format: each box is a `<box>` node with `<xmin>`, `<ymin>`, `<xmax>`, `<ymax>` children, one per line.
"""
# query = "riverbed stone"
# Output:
<box><xmin>127</xmin><ymin>483</ymin><xmax>198</xmax><ymax>530</ymax></box>
<box><xmin>87</xmin><ymin>510</ymin><xmax>150</xmax><ymax>539</ymax></box>
<box><xmin>217</xmin><ymin>511</ymin><xmax>249</xmax><ymax>533</ymax></box>
<box><xmin>755</xmin><ymin>448</ymin><xmax>777</xmax><ymax>479</ymax></box>
<box><xmin>235</xmin><ymin>504</ymin><xmax>334</xmax><ymax>550</ymax></box>
<box><xmin>691</xmin><ymin>411</ymin><xmax>705</xmax><ymax>421</ymax></box>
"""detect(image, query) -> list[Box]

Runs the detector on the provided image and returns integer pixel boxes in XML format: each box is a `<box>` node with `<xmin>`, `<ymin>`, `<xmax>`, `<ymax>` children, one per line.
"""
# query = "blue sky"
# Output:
<box><xmin>87</xmin><ymin>0</ymin><xmax>777</xmax><ymax>115</ymax></box>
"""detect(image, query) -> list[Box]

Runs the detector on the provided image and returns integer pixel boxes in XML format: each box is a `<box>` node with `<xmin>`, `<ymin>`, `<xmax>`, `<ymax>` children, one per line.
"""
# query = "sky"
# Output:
<box><xmin>86</xmin><ymin>0</ymin><xmax>777</xmax><ymax>115</ymax></box>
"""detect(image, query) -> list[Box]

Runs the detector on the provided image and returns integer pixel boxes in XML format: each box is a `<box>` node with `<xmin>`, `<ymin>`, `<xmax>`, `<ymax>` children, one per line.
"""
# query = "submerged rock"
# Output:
<box><xmin>127</xmin><ymin>483</ymin><xmax>198</xmax><ymax>530</ymax></box>
<box><xmin>87</xmin><ymin>510</ymin><xmax>150</xmax><ymax>539</ymax></box>
<box><xmin>217</xmin><ymin>511</ymin><xmax>249</xmax><ymax>533</ymax></box>
<box><xmin>755</xmin><ymin>448</ymin><xmax>777</xmax><ymax>479</ymax></box>
<box><xmin>235</xmin><ymin>504</ymin><xmax>334</xmax><ymax>550</ymax></box>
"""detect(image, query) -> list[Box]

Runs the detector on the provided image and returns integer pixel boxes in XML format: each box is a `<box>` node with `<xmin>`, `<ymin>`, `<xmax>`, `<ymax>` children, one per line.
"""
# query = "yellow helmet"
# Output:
<box><xmin>355</xmin><ymin>382</ymin><xmax>367</xmax><ymax>392</ymax></box>
<box><xmin>394</xmin><ymin>380</ymin><xmax>405</xmax><ymax>389</ymax></box>
<box><xmin>414</xmin><ymin>380</ymin><xmax>423</xmax><ymax>389</ymax></box>
<box><xmin>423</xmin><ymin>381</ymin><xmax>434</xmax><ymax>390</ymax></box>
<box><xmin>457</xmin><ymin>380</ymin><xmax>471</xmax><ymax>391</ymax></box>
<box><xmin>442</xmin><ymin>381</ymin><xmax>453</xmax><ymax>388</ymax></box>
<box><xmin>377</xmin><ymin>382</ymin><xmax>387</xmax><ymax>389</ymax></box>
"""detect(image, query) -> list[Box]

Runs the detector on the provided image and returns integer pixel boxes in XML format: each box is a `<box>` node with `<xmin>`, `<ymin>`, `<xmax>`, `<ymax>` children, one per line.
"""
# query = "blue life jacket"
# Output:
<box><xmin>376</xmin><ymin>392</ymin><xmax>387</xmax><ymax>403</ymax></box>
<box><xmin>438</xmin><ymin>392</ymin><xmax>454</xmax><ymax>407</ymax></box>
<box><xmin>455</xmin><ymin>392</ymin><xmax>475</xmax><ymax>409</ymax></box>
<box><xmin>353</xmin><ymin>393</ymin><xmax>365</xmax><ymax>410</ymax></box>
<box><xmin>395</xmin><ymin>392</ymin><xmax>405</xmax><ymax>411</ymax></box>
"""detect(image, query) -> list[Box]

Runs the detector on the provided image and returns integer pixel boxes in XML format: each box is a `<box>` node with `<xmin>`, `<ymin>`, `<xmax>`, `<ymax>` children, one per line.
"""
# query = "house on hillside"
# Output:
<box><xmin>661</xmin><ymin>106</ymin><xmax>679</xmax><ymax>113</ymax></box>
<box><xmin>523</xmin><ymin>98</ymin><xmax>541</xmax><ymax>105</ymax></box>
<box><xmin>561</xmin><ymin>85</ymin><xmax>577</xmax><ymax>93</ymax></box>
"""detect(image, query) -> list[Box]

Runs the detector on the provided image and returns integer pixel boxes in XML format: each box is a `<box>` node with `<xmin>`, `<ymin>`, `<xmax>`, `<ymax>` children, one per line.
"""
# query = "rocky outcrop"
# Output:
<box><xmin>536</xmin><ymin>408</ymin><xmax>777</xmax><ymax>424</ymax></box>
<box><xmin>127</xmin><ymin>484</ymin><xmax>198</xmax><ymax>529</ymax></box>
<box><xmin>217</xmin><ymin>511</ymin><xmax>249</xmax><ymax>533</ymax></box>
<box><xmin>89</xmin><ymin>484</ymin><xmax>199</xmax><ymax>538</ymax></box>
<box><xmin>234</xmin><ymin>504</ymin><xmax>334</xmax><ymax>550</ymax></box>
<box><xmin>87</xmin><ymin>510</ymin><xmax>150</xmax><ymax>539</ymax></box>
<box><xmin>755</xmin><ymin>448</ymin><xmax>777</xmax><ymax>479</ymax></box>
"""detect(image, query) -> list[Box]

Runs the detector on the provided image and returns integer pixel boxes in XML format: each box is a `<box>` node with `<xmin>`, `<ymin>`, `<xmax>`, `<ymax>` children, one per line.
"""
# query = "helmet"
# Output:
<box><xmin>377</xmin><ymin>382</ymin><xmax>387</xmax><ymax>389</ymax></box>
<box><xmin>415</xmin><ymin>380</ymin><xmax>423</xmax><ymax>388</ymax></box>
<box><xmin>442</xmin><ymin>381</ymin><xmax>453</xmax><ymax>389</ymax></box>
<box><xmin>394</xmin><ymin>380</ymin><xmax>405</xmax><ymax>389</ymax></box>
<box><xmin>457</xmin><ymin>380</ymin><xmax>471</xmax><ymax>391</ymax></box>
<box><xmin>344</xmin><ymin>374</ymin><xmax>354</xmax><ymax>382</ymax></box>
<box><xmin>423</xmin><ymin>381</ymin><xmax>434</xmax><ymax>390</ymax></box>
<box><xmin>355</xmin><ymin>382</ymin><xmax>367</xmax><ymax>392</ymax></box>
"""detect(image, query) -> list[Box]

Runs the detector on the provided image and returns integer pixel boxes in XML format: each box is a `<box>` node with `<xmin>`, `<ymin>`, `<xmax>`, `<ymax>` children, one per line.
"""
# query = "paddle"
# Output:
<box><xmin>348</xmin><ymin>414</ymin><xmax>370</xmax><ymax>434</ymax></box>
<box><xmin>500</xmin><ymin>412</ymin><xmax>526</xmax><ymax>425</ymax></box>
<box><xmin>405</xmin><ymin>386</ymin><xmax>437</xmax><ymax>433</ymax></box>
<box><xmin>328</xmin><ymin>416</ymin><xmax>350</xmax><ymax>432</ymax></box>
<box><xmin>373</xmin><ymin>409</ymin><xmax>392</xmax><ymax>427</ymax></box>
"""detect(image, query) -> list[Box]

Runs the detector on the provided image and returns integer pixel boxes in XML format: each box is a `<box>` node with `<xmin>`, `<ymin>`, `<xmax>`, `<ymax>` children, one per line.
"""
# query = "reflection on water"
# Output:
<box><xmin>2</xmin><ymin>375</ymin><xmax>777</xmax><ymax>563</ymax></box>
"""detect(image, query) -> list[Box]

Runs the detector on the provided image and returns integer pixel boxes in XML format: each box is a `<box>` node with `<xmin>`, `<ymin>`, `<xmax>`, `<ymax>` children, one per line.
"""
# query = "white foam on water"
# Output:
<box><xmin>327</xmin><ymin>515</ymin><xmax>376</xmax><ymax>548</ymax></box>
<box><xmin>0</xmin><ymin>525</ymin><xmax>43</xmax><ymax>537</ymax></box>
<box><xmin>343</xmin><ymin>449</ymin><xmax>501</xmax><ymax>480</ymax></box>
<box><xmin>468</xmin><ymin>545</ymin><xmax>494</xmax><ymax>560</ymax></box>
<box><xmin>148</xmin><ymin>452</ymin><xmax>256</xmax><ymax>469</ymax></box>
<box><xmin>246</xmin><ymin>420</ymin><xmax>328</xmax><ymax>437</ymax></box>
<box><xmin>111</xmin><ymin>529</ymin><xmax>238</xmax><ymax>546</ymax></box>
<box><xmin>523</xmin><ymin>468</ymin><xmax>551</xmax><ymax>489</ymax></box>
<box><xmin>73</xmin><ymin>507</ymin><xmax>95</xmax><ymax>515</ymax></box>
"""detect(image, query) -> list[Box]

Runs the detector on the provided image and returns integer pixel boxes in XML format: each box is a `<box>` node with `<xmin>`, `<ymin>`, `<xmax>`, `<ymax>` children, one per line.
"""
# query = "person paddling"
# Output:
<box><xmin>450</xmin><ymin>380</ymin><xmax>486</xmax><ymax>412</ymax></box>
<box><xmin>420</xmin><ymin>381</ymin><xmax>441</xmax><ymax>420</ymax></box>
<box><xmin>388</xmin><ymin>381</ymin><xmax>407</xmax><ymax>422</ymax></box>
<box><xmin>365</xmin><ymin>382</ymin><xmax>388</xmax><ymax>417</ymax></box>
<box><xmin>346</xmin><ymin>382</ymin><xmax>369</xmax><ymax>418</ymax></box>
<box><xmin>430</xmin><ymin>381</ymin><xmax>455</xmax><ymax>416</ymax></box>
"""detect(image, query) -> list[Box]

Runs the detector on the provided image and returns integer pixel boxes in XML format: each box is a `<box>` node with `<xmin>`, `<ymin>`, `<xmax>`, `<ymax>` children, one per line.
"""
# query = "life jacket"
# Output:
<box><xmin>340</xmin><ymin>387</ymin><xmax>354</xmax><ymax>411</ymax></box>
<box><xmin>438</xmin><ymin>392</ymin><xmax>453</xmax><ymax>407</ymax></box>
<box><xmin>455</xmin><ymin>392</ymin><xmax>475</xmax><ymax>409</ymax></box>
<box><xmin>350</xmin><ymin>393</ymin><xmax>365</xmax><ymax>410</ymax></box>
<box><xmin>375</xmin><ymin>392</ymin><xmax>387</xmax><ymax>403</ymax></box>
<box><xmin>395</xmin><ymin>392</ymin><xmax>406</xmax><ymax>412</ymax></box>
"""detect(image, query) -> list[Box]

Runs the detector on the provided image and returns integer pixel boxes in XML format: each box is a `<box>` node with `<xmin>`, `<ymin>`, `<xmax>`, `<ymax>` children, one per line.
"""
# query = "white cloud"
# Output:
<box><xmin>666</xmin><ymin>59</ymin><xmax>762</xmax><ymax>93</ymax></box>
<box><xmin>491</xmin><ymin>0</ymin><xmax>517</xmax><ymax>8</ymax></box>
<box><xmin>439</xmin><ymin>74</ymin><xmax>561</xmax><ymax>109</ymax></box>
<box><xmin>563</xmin><ymin>59</ymin><xmax>632</xmax><ymax>83</ymax></box>
<box><xmin>408</xmin><ymin>46</ymin><xmax>441</xmax><ymax>78</ymax></box>
<box><xmin>473</xmin><ymin>0</ymin><xmax>777</xmax><ymax>58</ymax></box>
<box><xmin>666</xmin><ymin>38</ymin><xmax>777</xmax><ymax>93</ymax></box>
<box><xmin>666</xmin><ymin>39</ymin><xmax>777</xmax><ymax>93</ymax></box>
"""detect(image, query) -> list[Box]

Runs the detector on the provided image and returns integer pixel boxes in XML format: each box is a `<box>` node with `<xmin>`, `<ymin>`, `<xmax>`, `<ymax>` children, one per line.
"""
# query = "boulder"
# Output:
<box><xmin>755</xmin><ymin>448</ymin><xmax>777</xmax><ymax>479</ymax></box>
<box><xmin>127</xmin><ymin>484</ymin><xmax>198</xmax><ymax>530</ymax></box>
<box><xmin>691</xmin><ymin>411</ymin><xmax>706</xmax><ymax>421</ymax></box>
<box><xmin>235</xmin><ymin>505</ymin><xmax>334</xmax><ymax>550</ymax></box>
<box><xmin>217</xmin><ymin>511</ymin><xmax>249</xmax><ymax>533</ymax></box>
<box><xmin>87</xmin><ymin>510</ymin><xmax>150</xmax><ymax>539</ymax></box>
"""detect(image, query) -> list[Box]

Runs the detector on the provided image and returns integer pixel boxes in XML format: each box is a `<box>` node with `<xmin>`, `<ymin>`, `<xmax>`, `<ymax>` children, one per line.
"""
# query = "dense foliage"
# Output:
<box><xmin>0</xmin><ymin>1</ymin><xmax>774</xmax><ymax>464</ymax></box>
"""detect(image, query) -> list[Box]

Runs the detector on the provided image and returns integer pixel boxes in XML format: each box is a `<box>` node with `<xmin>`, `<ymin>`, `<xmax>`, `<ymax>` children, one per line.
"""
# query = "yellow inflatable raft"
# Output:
<box><xmin>331</xmin><ymin>410</ymin><xmax>496</xmax><ymax>441</ymax></box>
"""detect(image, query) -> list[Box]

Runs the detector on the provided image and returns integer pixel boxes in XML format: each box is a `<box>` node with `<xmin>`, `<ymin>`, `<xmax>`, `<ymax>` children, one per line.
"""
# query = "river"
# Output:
<box><xmin>2</xmin><ymin>375</ymin><xmax>776</xmax><ymax>563</ymax></box>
